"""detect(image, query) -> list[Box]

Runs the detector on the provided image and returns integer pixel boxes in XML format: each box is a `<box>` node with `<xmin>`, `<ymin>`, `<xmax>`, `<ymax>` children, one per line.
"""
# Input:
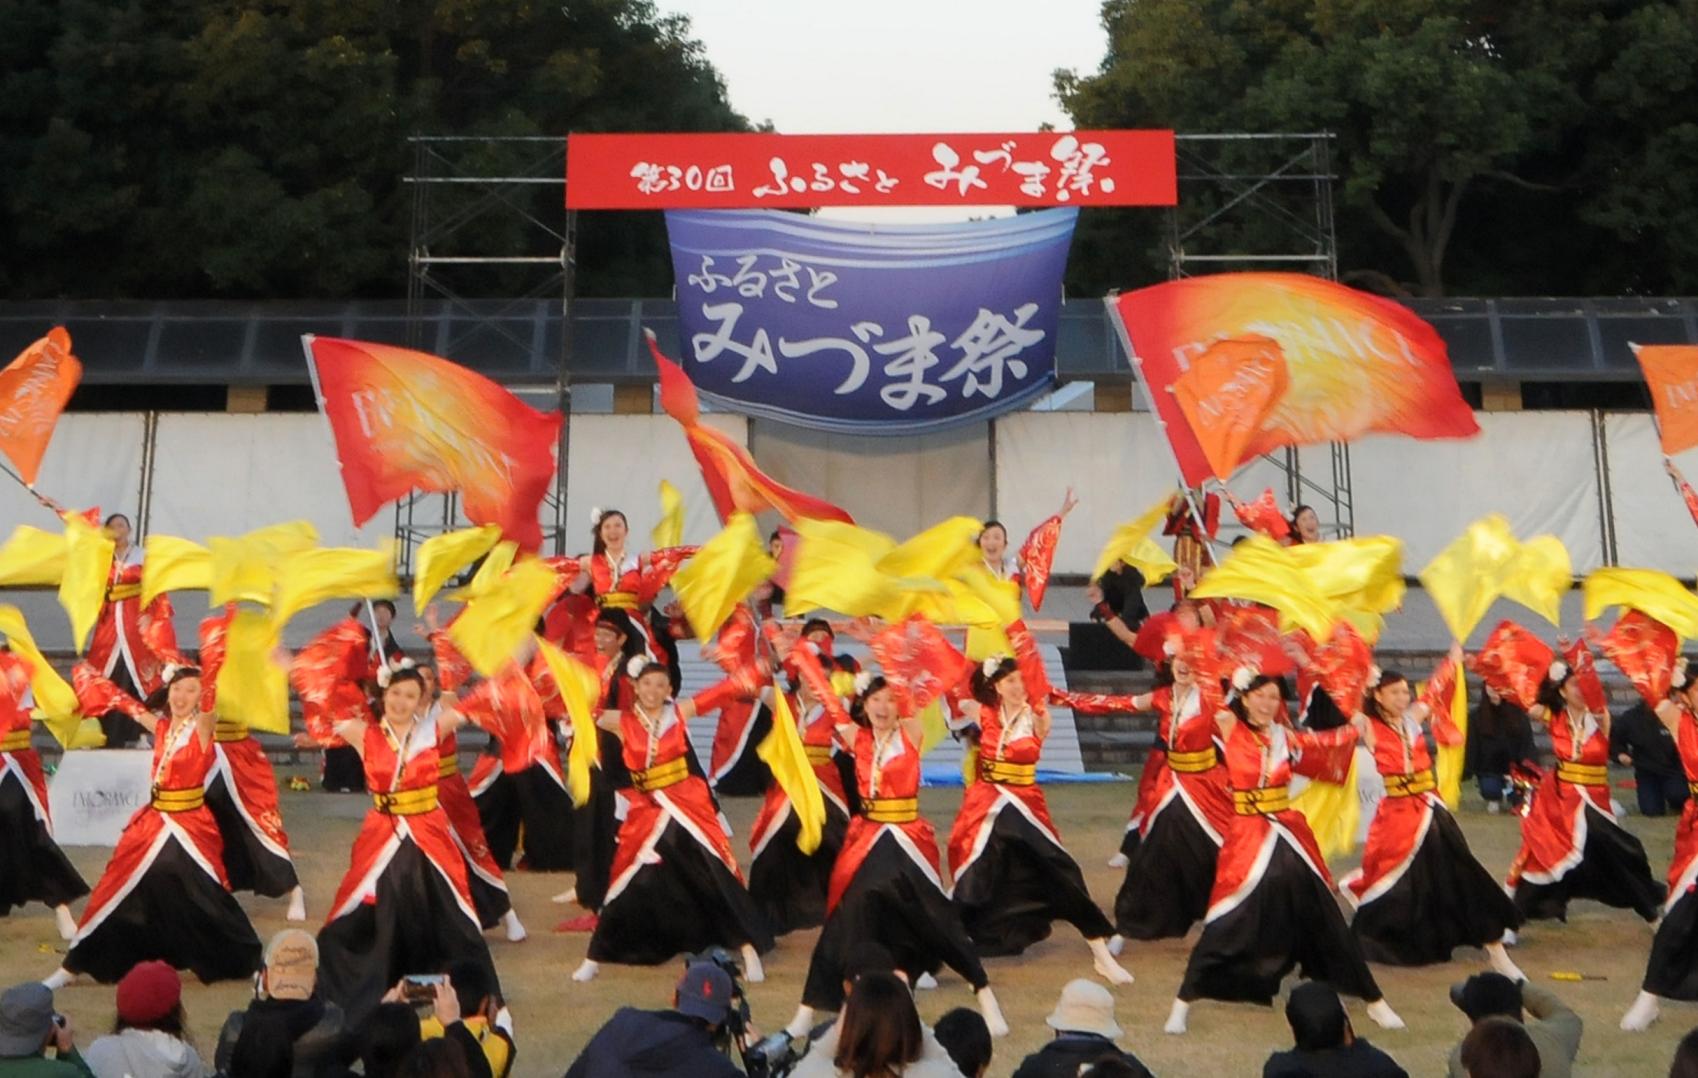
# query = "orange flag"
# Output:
<box><xmin>1634</xmin><ymin>344</ymin><xmax>1698</xmax><ymax>455</ymax></box>
<box><xmin>1172</xmin><ymin>335</ymin><xmax>1289</xmax><ymax>480</ymax></box>
<box><xmin>303</xmin><ymin>336</ymin><xmax>562</xmax><ymax>550</ymax></box>
<box><xmin>1108</xmin><ymin>273</ymin><xmax>1478</xmax><ymax>484</ymax></box>
<box><xmin>0</xmin><ymin>327</ymin><xmax>81</xmax><ymax>485</ymax></box>
<box><xmin>646</xmin><ymin>331</ymin><xmax>854</xmax><ymax>525</ymax></box>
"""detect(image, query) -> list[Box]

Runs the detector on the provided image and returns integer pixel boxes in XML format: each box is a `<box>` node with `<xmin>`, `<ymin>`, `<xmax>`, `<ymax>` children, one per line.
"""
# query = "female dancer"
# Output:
<box><xmin>573</xmin><ymin>658</ymin><xmax>773</xmax><ymax>982</ymax></box>
<box><xmin>0</xmin><ymin>644</ymin><xmax>86</xmax><ymax>939</ymax></box>
<box><xmin>1166</xmin><ymin>668</ymin><xmax>1401</xmax><ymax>1035</ymax></box>
<box><xmin>1340</xmin><ymin>653</ymin><xmax>1522</xmax><ymax>975</ymax></box>
<box><xmin>787</xmin><ymin>675</ymin><xmax>1009</xmax><ymax>1040</ymax></box>
<box><xmin>312</xmin><ymin>665</ymin><xmax>501</xmax><ymax>1024</ymax></box>
<box><xmin>1505</xmin><ymin>661</ymin><xmax>1662</xmax><ymax>924</ymax></box>
<box><xmin>47</xmin><ymin>665</ymin><xmax>262</xmax><ymax>986</ymax></box>
<box><xmin>977</xmin><ymin>487</ymin><xmax>1076</xmax><ymax>609</ymax></box>
<box><xmin>947</xmin><ymin>654</ymin><xmax>1131</xmax><ymax>981</ymax></box>
<box><xmin>195</xmin><ymin>608</ymin><xmax>306</xmax><ymax>921</ymax></box>
<box><xmin>1110</xmin><ymin>641</ymin><xmax>1234</xmax><ymax>941</ymax></box>
<box><xmin>87</xmin><ymin>512</ymin><xmax>176</xmax><ymax>747</ymax></box>
<box><xmin>550</xmin><ymin>508</ymin><xmax>694</xmax><ymax>669</ymax></box>
<box><xmin>1623</xmin><ymin>657</ymin><xmax>1698</xmax><ymax>1030</ymax></box>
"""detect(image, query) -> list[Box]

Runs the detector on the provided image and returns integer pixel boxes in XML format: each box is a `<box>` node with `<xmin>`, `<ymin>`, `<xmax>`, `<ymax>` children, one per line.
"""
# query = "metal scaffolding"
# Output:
<box><xmin>398</xmin><ymin>135</ymin><xmax>575</xmax><ymax>573</ymax></box>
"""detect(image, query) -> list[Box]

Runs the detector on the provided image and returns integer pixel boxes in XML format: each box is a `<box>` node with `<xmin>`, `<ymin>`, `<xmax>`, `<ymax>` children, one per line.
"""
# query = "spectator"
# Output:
<box><xmin>563</xmin><ymin>961</ymin><xmax>743</xmax><ymax>1077</ymax></box>
<box><xmin>396</xmin><ymin>1039</ymin><xmax>471</xmax><ymax>1078</ymax></box>
<box><xmin>84</xmin><ymin>962</ymin><xmax>206</xmax><ymax>1078</ymax></box>
<box><xmin>348</xmin><ymin>1004</ymin><xmax>421</xmax><ymax>1078</ymax></box>
<box><xmin>1671</xmin><ymin>1027</ymin><xmax>1698</xmax><ymax>1078</ymax></box>
<box><xmin>1460</xmin><ymin>1017</ymin><xmax>1540</xmax><ymax>1078</ymax></box>
<box><xmin>1081</xmin><ymin>1062</ymin><xmax>1149</xmax><ymax>1078</ymax></box>
<box><xmin>0</xmin><ymin>982</ymin><xmax>91</xmax><ymax>1076</ymax></box>
<box><xmin>1447</xmin><ymin>973</ymin><xmax>1579</xmax><ymax>1078</ymax></box>
<box><xmin>1466</xmin><ymin>687</ymin><xmax>1536</xmax><ymax>813</ymax></box>
<box><xmin>214</xmin><ymin>929</ymin><xmax>348</xmax><ymax>1077</ymax></box>
<box><xmin>224</xmin><ymin>1014</ymin><xmax>292</xmax><ymax>1078</ymax></box>
<box><xmin>792</xmin><ymin>972</ymin><xmax>958</xmax><ymax>1078</ymax></box>
<box><xmin>1613</xmin><ymin>700</ymin><xmax>1689</xmax><ymax>816</ymax></box>
<box><xmin>1011</xmin><ymin>980</ymin><xmax>1153</xmax><ymax>1078</ymax></box>
<box><xmin>1262</xmin><ymin>982</ymin><xmax>1406</xmax><ymax>1077</ymax></box>
<box><xmin>417</xmin><ymin>963</ymin><xmax>512</xmax><ymax>1078</ymax></box>
<box><xmin>931</xmin><ymin>1009</ymin><xmax>991</xmax><ymax>1078</ymax></box>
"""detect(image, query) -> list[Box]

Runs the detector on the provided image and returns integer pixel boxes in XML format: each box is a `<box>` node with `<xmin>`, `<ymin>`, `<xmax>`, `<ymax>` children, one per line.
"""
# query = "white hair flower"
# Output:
<box><xmin>982</xmin><ymin>656</ymin><xmax>1003</xmax><ymax>678</ymax></box>
<box><xmin>1162</xmin><ymin>638</ymin><xmax>1180</xmax><ymax>658</ymax></box>
<box><xmin>852</xmin><ymin>670</ymin><xmax>874</xmax><ymax>696</ymax></box>
<box><xmin>1231</xmin><ymin>665</ymin><xmax>1255</xmax><ymax>692</ymax></box>
<box><xmin>375</xmin><ymin>657</ymin><xmax>416</xmax><ymax>689</ymax></box>
<box><xmin>625</xmin><ymin>655</ymin><xmax>648</xmax><ymax>679</ymax></box>
<box><xmin>1548</xmin><ymin>660</ymin><xmax>1569</xmax><ymax>683</ymax></box>
<box><xmin>1365</xmin><ymin>665</ymin><xmax>1383</xmax><ymax>690</ymax></box>
<box><xmin>162</xmin><ymin>662</ymin><xmax>184</xmax><ymax>681</ymax></box>
<box><xmin>590</xmin><ymin>505</ymin><xmax>605</xmax><ymax>527</ymax></box>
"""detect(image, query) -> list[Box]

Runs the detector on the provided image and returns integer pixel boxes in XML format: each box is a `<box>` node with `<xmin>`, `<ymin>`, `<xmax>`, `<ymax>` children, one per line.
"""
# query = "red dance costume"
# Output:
<box><xmin>1640</xmin><ymin>707</ymin><xmax>1698</xmax><ymax>999</ymax></box>
<box><xmin>0</xmin><ymin>653</ymin><xmax>87</xmax><ymax>917</ymax></box>
<box><xmin>432</xmin><ymin>710</ymin><xmax>512</xmax><ymax>927</ymax></box>
<box><xmin>747</xmin><ymin>691</ymin><xmax>852</xmax><ymax>933</ymax></box>
<box><xmin>86</xmin><ymin>547</ymin><xmax>176</xmax><ymax>746</ymax></box>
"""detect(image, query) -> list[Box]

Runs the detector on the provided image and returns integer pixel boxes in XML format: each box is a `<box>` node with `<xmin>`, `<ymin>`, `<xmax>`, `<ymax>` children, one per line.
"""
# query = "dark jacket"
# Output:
<box><xmin>0</xmin><ymin>1048</ymin><xmax>95</xmax><ymax>1077</ymax></box>
<box><xmin>562</xmin><ymin>1009</ymin><xmax>741</xmax><ymax>1078</ymax></box>
<box><xmin>1263</xmin><ymin>1038</ymin><xmax>1407</xmax><ymax>1078</ymax></box>
<box><xmin>1010</xmin><ymin>1033</ymin><xmax>1155</xmax><ymax>1078</ymax></box>
<box><xmin>1612</xmin><ymin>702</ymin><xmax>1683</xmax><ymax>778</ymax></box>
<box><xmin>1465</xmin><ymin>696</ymin><xmax>1536</xmax><ymax>777</ymax></box>
<box><xmin>214</xmin><ymin>997</ymin><xmax>350</xmax><ymax>1078</ymax></box>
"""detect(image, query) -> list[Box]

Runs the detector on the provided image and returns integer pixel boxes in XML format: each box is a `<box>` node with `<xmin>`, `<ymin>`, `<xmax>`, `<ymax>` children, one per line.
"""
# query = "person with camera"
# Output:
<box><xmin>563</xmin><ymin>960</ymin><xmax>745</xmax><ymax>1078</ymax></box>
<box><xmin>415</xmin><ymin>962</ymin><xmax>513</xmax><ymax>1078</ymax></box>
<box><xmin>213</xmin><ymin>929</ymin><xmax>349</xmax><ymax>1078</ymax></box>
<box><xmin>0</xmin><ymin>982</ymin><xmax>91</xmax><ymax>1076</ymax></box>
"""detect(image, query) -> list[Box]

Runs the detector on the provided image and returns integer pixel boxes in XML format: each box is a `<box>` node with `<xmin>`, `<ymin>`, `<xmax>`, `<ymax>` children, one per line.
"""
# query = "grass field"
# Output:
<box><xmin>3</xmin><ymin>767</ymin><xmax>1691</xmax><ymax>1076</ymax></box>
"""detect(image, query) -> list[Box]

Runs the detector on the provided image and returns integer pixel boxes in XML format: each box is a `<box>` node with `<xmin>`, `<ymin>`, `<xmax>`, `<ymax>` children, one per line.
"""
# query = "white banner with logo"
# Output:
<box><xmin>47</xmin><ymin>749</ymin><xmax>152</xmax><ymax>846</ymax></box>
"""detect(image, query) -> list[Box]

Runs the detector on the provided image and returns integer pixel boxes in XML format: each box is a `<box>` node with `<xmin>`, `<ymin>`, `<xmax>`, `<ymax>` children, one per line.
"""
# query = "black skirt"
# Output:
<box><xmin>510</xmin><ymin>765</ymin><xmax>575</xmax><ymax>872</ymax></box>
<box><xmin>1114</xmin><ymin>794</ymin><xmax>1220</xmax><ymax>941</ymax></box>
<box><xmin>802</xmin><ymin>833</ymin><xmax>988</xmax><ymax>1012</ymax></box>
<box><xmin>748</xmin><ymin>799</ymin><xmax>850</xmax><ymax>935</ymax></box>
<box><xmin>952</xmin><ymin>802</ymin><xmax>1114</xmax><ymax>955</ymax></box>
<box><xmin>570</xmin><ymin>734</ymin><xmax>629</xmax><ymax>912</ymax></box>
<box><xmin>317</xmin><ymin>838</ymin><xmax>500</xmax><ymax>1027</ymax></box>
<box><xmin>1644</xmin><ymin>885</ymin><xmax>1698</xmax><ymax>999</ymax></box>
<box><xmin>472</xmin><ymin>769</ymin><xmax>520</xmax><ymax>870</ymax></box>
<box><xmin>587</xmin><ymin>817</ymin><xmax>774</xmax><ymax>965</ymax></box>
<box><xmin>1514</xmin><ymin>803</ymin><xmax>1663</xmax><ymax>923</ymax></box>
<box><xmin>463</xmin><ymin>857</ymin><xmax>511</xmax><ymax>929</ymax></box>
<box><xmin>321</xmin><ymin>745</ymin><xmax>366</xmax><ymax>793</ymax></box>
<box><xmin>203</xmin><ymin>770</ymin><xmax>299</xmax><ymax>898</ymax></box>
<box><xmin>1351</xmin><ymin>805</ymin><xmax>1521</xmax><ymax>965</ymax></box>
<box><xmin>99</xmin><ymin>664</ymin><xmax>148</xmax><ymax>748</ymax></box>
<box><xmin>64</xmin><ymin>837</ymin><xmax>261</xmax><ymax>984</ymax></box>
<box><xmin>0</xmin><ymin>770</ymin><xmax>88</xmax><ymax>913</ymax></box>
<box><xmin>1179</xmin><ymin>838</ymin><xmax>1381</xmax><ymax>1005</ymax></box>
<box><xmin>711</xmin><ymin>704</ymin><xmax>774</xmax><ymax>796</ymax></box>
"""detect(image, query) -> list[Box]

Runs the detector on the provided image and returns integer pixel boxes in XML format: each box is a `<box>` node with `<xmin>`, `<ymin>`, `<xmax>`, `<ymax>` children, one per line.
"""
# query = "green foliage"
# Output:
<box><xmin>1056</xmin><ymin>0</ymin><xmax>1698</xmax><ymax>296</ymax></box>
<box><xmin>0</xmin><ymin>0</ymin><xmax>747</xmax><ymax>299</ymax></box>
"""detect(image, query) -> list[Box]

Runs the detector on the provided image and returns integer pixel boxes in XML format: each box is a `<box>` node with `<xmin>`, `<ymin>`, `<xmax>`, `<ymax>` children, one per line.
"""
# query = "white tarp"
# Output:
<box><xmin>47</xmin><ymin>749</ymin><xmax>153</xmax><ymax>846</ymax></box>
<box><xmin>0</xmin><ymin>413</ymin><xmax>146</xmax><ymax>531</ymax></box>
<box><xmin>1606</xmin><ymin>412</ymin><xmax>1698</xmax><ymax>574</ymax></box>
<box><xmin>563</xmin><ymin>413</ymin><xmax>748</xmax><ymax>549</ymax></box>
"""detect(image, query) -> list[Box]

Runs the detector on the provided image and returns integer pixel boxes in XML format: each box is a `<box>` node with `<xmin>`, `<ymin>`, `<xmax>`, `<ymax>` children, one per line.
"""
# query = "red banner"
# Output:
<box><xmin>1108</xmin><ymin>273</ymin><xmax>1479</xmax><ymax>486</ymax></box>
<box><xmin>1634</xmin><ymin>344</ymin><xmax>1698</xmax><ymax>456</ymax></box>
<box><xmin>566</xmin><ymin>131</ymin><xmax>1176</xmax><ymax>209</ymax></box>
<box><xmin>304</xmin><ymin>336</ymin><xmax>562</xmax><ymax>551</ymax></box>
<box><xmin>0</xmin><ymin>327</ymin><xmax>81</xmax><ymax>485</ymax></box>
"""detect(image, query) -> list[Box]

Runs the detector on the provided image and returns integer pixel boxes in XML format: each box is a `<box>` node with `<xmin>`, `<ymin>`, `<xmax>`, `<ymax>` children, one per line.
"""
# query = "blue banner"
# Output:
<box><xmin>664</xmin><ymin>208</ymin><xmax>1077</xmax><ymax>434</ymax></box>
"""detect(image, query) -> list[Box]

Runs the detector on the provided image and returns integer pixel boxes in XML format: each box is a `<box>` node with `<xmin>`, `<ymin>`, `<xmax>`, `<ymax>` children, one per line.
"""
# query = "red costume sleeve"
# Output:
<box><xmin>1231</xmin><ymin>488</ymin><xmax>1293</xmax><ymax>541</ymax></box>
<box><xmin>767</xmin><ymin>625</ymin><xmax>851</xmax><ymax>727</ymax></box>
<box><xmin>455</xmin><ymin>666</ymin><xmax>547</xmax><ymax>772</ymax></box>
<box><xmin>1288</xmin><ymin>723</ymin><xmax>1359</xmax><ymax>783</ymax></box>
<box><xmin>1599</xmin><ymin>611</ymin><xmax>1680</xmax><ymax>707</ymax></box>
<box><xmin>429</xmin><ymin>631</ymin><xmax>475</xmax><ymax>693</ymax></box>
<box><xmin>1016</xmin><ymin>514</ymin><xmax>1063</xmax><ymax>611</ymax></box>
<box><xmin>1049</xmin><ymin>689</ymin><xmax>1140</xmax><ymax>715</ymax></box>
<box><xmin>1420</xmin><ymin>655</ymin><xmax>1464</xmax><ymax>747</ymax></box>
<box><xmin>289</xmin><ymin>619</ymin><xmax>371</xmax><ymax>745</ymax></box>
<box><xmin>1468</xmin><ymin>621</ymin><xmax>1556</xmax><ymax>712</ymax></box>
<box><xmin>637</xmin><ymin>546</ymin><xmax>699</xmax><ymax>606</ymax></box>
<box><xmin>1008</xmin><ymin>621</ymin><xmax>1054</xmax><ymax>703</ymax></box>
<box><xmin>71</xmin><ymin>662</ymin><xmax>152</xmax><ymax>723</ymax></box>
<box><xmin>195</xmin><ymin>606</ymin><xmax>235</xmax><ymax>712</ymax></box>
<box><xmin>138</xmin><ymin>594</ymin><xmax>183</xmax><ymax>668</ymax></box>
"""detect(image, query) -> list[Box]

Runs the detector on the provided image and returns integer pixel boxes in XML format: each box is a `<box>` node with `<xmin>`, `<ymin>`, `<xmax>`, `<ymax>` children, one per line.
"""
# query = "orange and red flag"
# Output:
<box><xmin>1633</xmin><ymin>344</ymin><xmax>1698</xmax><ymax>456</ymax></box>
<box><xmin>1108</xmin><ymin>273</ymin><xmax>1478</xmax><ymax>484</ymax></box>
<box><xmin>0</xmin><ymin>327</ymin><xmax>81</xmax><ymax>485</ymax></box>
<box><xmin>646</xmin><ymin>330</ymin><xmax>853</xmax><ymax>525</ymax></box>
<box><xmin>304</xmin><ymin>336</ymin><xmax>562</xmax><ymax>551</ymax></box>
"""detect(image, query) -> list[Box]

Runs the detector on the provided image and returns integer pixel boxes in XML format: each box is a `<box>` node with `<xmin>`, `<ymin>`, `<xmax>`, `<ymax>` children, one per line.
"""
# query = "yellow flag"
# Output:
<box><xmin>215</xmin><ymin>609</ymin><xmax>290</xmax><ymax>735</ymax></box>
<box><xmin>272</xmin><ymin>544</ymin><xmax>399</xmax><ymax>627</ymax></box>
<box><xmin>59</xmin><ymin>513</ymin><xmax>114</xmax><ymax>653</ymax></box>
<box><xmin>535</xmin><ymin>637</ymin><xmax>602</xmax><ymax>806</ymax></box>
<box><xmin>450</xmin><ymin>540</ymin><xmax>520</xmax><ymax>601</ymax></box>
<box><xmin>413</xmin><ymin>525</ymin><xmax>501</xmax><ymax>611</ymax></box>
<box><xmin>1583</xmin><ymin>568</ymin><xmax>1698</xmax><ymax>639</ymax></box>
<box><xmin>448</xmin><ymin>558</ymin><xmax>561</xmax><ymax>676</ymax></box>
<box><xmin>141</xmin><ymin>535</ymin><xmax>212</xmax><ymax>605</ymax></box>
<box><xmin>1417</xmin><ymin>515</ymin><xmax>1519</xmax><ymax>642</ymax></box>
<box><xmin>953</xmin><ymin>564</ymin><xmax>1021</xmax><ymax>659</ymax></box>
<box><xmin>917</xmin><ymin>698</ymin><xmax>950</xmax><ymax>755</ymax></box>
<box><xmin>0</xmin><ymin>526</ymin><xmax>66</xmax><ymax>586</ymax></box>
<box><xmin>68</xmin><ymin>718</ymin><xmax>106</xmax><ymax>749</ymax></box>
<box><xmin>1190</xmin><ymin>535</ymin><xmax>1340</xmax><ymax>640</ymax></box>
<box><xmin>208</xmin><ymin>521</ymin><xmax>319</xmax><ymax>607</ymax></box>
<box><xmin>759</xmin><ymin>688</ymin><xmax>826</xmax><ymax>854</ymax></box>
<box><xmin>1501</xmin><ymin>536</ymin><xmax>1571</xmax><ymax>626</ymax></box>
<box><xmin>878</xmin><ymin>517</ymin><xmax>982</xmax><ymax>580</ymax></box>
<box><xmin>0</xmin><ymin>605</ymin><xmax>79</xmax><ymax>747</ymax></box>
<box><xmin>1289</xmin><ymin>536</ymin><xmax>1406</xmax><ymax>618</ymax></box>
<box><xmin>784</xmin><ymin>519</ymin><xmax>901</xmax><ymax>617</ymax></box>
<box><xmin>652</xmin><ymin>480</ymin><xmax>685</xmax><ymax>549</ymax></box>
<box><xmin>1091</xmin><ymin>496</ymin><xmax>1177</xmax><ymax>583</ymax></box>
<box><xmin>1294</xmin><ymin>755</ymin><xmax>1361</xmax><ymax>860</ymax></box>
<box><xmin>670</xmin><ymin>512</ymin><xmax>774</xmax><ymax>641</ymax></box>
<box><xmin>1436</xmin><ymin>668</ymin><xmax>1469</xmax><ymax>810</ymax></box>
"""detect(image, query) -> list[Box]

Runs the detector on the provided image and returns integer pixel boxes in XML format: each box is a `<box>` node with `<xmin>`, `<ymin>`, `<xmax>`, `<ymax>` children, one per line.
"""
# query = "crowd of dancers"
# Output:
<box><xmin>6</xmin><ymin>487</ymin><xmax>1698</xmax><ymax>1061</ymax></box>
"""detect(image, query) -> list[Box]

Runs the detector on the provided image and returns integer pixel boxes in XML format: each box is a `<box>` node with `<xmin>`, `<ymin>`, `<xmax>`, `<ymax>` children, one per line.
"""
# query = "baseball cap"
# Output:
<box><xmin>0</xmin><ymin>983</ymin><xmax>55</xmax><ymax>1058</ymax></box>
<box><xmin>675</xmin><ymin>962</ymin><xmax>734</xmax><ymax>1026</ymax></box>
<box><xmin>263</xmin><ymin>929</ymin><xmax>319</xmax><ymax>1001</ymax></box>
<box><xmin>1450</xmin><ymin>972</ymin><xmax>1524</xmax><ymax>1022</ymax></box>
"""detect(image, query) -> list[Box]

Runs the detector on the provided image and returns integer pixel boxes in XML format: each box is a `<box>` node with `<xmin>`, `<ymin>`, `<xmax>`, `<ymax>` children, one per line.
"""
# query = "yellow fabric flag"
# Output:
<box><xmin>878</xmin><ymin>517</ymin><xmax>982</xmax><ymax>581</ymax></box>
<box><xmin>1091</xmin><ymin>497</ymin><xmax>1178</xmax><ymax>582</ymax></box>
<box><xmin>448</xmin><ymin>558</ymin><xmax>561</xmax><ymax>676</ymax></box>
<box><xmin>1289</xmin><ymin>536</ymin><xmax>1406</xmax><ymax>618</ymax></box>
<box><xmin>954</xmin><ymin>565</ymin><xmax>1022</xmax><ymax>660</ymax></box>
<box><xmin>535</xmin><ymin>637</ymin><xmax>602</xmax><ymax>806</ymax></box>
<box><xmin>215</xmin><ymin>609</ymin><xmax>290</xmax><ymax>735</ymax></box>
<box><xmin>449</xmin><ymin>540</ymin><xmax>520</xmax><ymax>601</ymax></box>
<box><xmin>1583</xmin><ymin>568</ymin><xmax>1698</xmax><ymax>638</ymax></box>
<box><xmin>917</xmin><ymin>698</ymin><xmax>950</xmax><ymax>756</ymax></box>
<box><xmin>208</xmin><ymin>521</ymin><xmax>319</xmax><ymax>607</ymax></box>
<box><xmin>1435</xmin><ymin>667</ymin><xmax>1469</xmax><ymax>810</ymax></box>
<box><xmin>0</xmin><ymin>604</ymin><xmax>79</xmax><ymax>747</ymax></box>
<box><xmin>0</xmin><ymin>526</ymin><xmax>66</xmax><ymax>586</ymax></box>
<box><xmin>59</xmin><ymin>513</ymin><xmax>114</xmax><ymax>653</ymax></box>
<box><xmin>141</xmin><ymin>535</ymin><xmax>211</xmax><ymax>605</ymax></box>
<box><xmin>670</xmin><ymin>512</ymin><xmax>774</xmax><ymax>641</ymax></box>
<box><xmin>272</xmin><ymin>544</ymin><xmax>398</xmax><ymax>627</ymax></box>
<box><xmin>1417</xmin><ymin>515</ymin><xmax>1520</xmax><ymax>643</ymax></box>
<box><xmin>413</xmin><ymin>525</ymin><xmax>501</xmax><ymax>611</ymax></box>
<box><xmin>1293</xmin><ymin>755</ymin><xmax>1361</xmax><ymax>860</ymax></box>
<box><xmin>68</xmin><ymin>719</ymin><xmax>106</xmax><ymax>749</ymax></box>
<box><xmin>759</xmin><ymin>688</ymin><xmax>826</xmax><ymax>854</ymax></box>
<box><xmin>652</xmin><ymin>480</ymin><xmax>685</xmax><ymax>550</ymax></box>
<box><xmin>1190</xmin><ymin>535</ymin><xmax>1340</xmax><ymax>640</ymax></box>
<box><xmin>1501</xmin><ymin>535</ymin><xmax>1571</xmax><ymax>626</ymax></box>
<box><xmin>784</xmin><ymin>519</ymin><xmax>901</xmax><ymax>617</ymax></box>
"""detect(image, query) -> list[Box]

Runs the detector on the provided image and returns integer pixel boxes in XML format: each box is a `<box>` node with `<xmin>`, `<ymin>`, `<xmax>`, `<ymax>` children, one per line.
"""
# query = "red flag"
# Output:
<box><xmin>1562</xmin><ymin>638</ymin><xmax>1609</xmax><ymax>715</ymax></box>
<box><xmin>647</xmin><ymin>331</ymin><xmax>854</xmax><ymax>525</ymax></box>
<box><xmin>304</xmin><ymin>336</ymin><xmax>562</xmax><ymax>551</ymax></box>
<box><xmin>1309</xmin><ymin>621</ymin><xmax>1374</xmax><ymax>715</ymax></box>
<box><xmin>1469</xmin><ymin>621</ymin><xmax>1555</xmax><ymax>711</ymax></box>
<box><xmin>1598</xmin><ymin>611</ymin><xmax>1680</xmax><ymax>707</ymax></box>
<box><xmin>0</xmin><ymin>327</ymin><xmax>81</xmax><ymax>485</ymax></box>
<box><xmin>869</xmin><ymin>615</ymin><xmax>971</xmax><ymax>716</ymax></box>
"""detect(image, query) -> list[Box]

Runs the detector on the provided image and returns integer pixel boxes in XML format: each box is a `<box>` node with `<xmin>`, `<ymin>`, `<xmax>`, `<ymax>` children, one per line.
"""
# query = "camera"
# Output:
<box><xmin>689</xmin><ymin>948</ymin><xmax>801</xmax><ymax>1077</ymax></box>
